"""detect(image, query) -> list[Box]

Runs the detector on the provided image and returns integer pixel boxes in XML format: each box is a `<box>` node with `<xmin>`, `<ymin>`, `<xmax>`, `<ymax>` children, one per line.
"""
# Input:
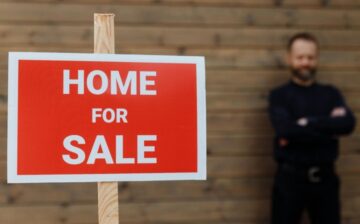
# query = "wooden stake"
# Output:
<box><xmin>94</xmin><ymin>13</ymin><xmax>119</xmax><ymax>224</ymax></box>
<box><xmin>94</xmin><ymin>13</ymin><xmax>115</xmax><ymax>54</ymax></box>
<box><xmin>97</xmin><ymin>181</ymin><xmax>119</xmax><ymax>224</ymax></box>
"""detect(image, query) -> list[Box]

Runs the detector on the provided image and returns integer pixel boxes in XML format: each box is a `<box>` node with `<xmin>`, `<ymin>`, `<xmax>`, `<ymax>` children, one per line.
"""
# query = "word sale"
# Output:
<box><xmin>62</xmin><ymin>135</ymin><xmax>157</xmax><ymax>165</ymax></box>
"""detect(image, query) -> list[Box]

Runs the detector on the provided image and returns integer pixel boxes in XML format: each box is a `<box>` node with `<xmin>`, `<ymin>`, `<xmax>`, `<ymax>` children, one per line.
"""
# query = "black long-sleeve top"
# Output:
<box><xmin>268</xmin><ymin>80</ymin><xmax>356</xmax><ymax>165</ymax></box>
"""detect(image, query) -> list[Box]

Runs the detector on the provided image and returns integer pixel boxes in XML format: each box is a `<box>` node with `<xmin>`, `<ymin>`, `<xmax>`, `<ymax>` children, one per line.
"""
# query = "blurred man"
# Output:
<box><xmin>268</xmin><ymin>32</ymin><xmax>356</xmax><ymax>224</ymax></box>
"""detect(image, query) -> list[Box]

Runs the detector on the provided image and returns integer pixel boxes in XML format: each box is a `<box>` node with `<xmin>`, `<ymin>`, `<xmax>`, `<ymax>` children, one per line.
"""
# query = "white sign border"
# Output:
<box><xmin>7</xmin><ymin>52</ymin><xmax>206</xmax><ymax>183</ymax></box>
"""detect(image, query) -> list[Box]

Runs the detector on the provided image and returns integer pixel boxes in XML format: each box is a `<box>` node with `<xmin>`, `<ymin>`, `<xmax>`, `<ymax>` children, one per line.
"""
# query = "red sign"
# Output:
<box><xmin>7</xmin><ymin>52</ymin><xmax>206</xmax><ymax>183</ymax></box>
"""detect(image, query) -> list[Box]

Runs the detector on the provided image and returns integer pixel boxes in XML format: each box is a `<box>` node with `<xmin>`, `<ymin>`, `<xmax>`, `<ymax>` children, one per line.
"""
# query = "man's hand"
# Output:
<box><xmin>279</xmin><ymin>138</ymin><xmax>288</xmax><ymax>147</ymax></box>
<box><xmin>297</xmin><ymin>117</ymin><xmax>308</xmax><ymax>127</ymax></box>
<box><xmin>331</xmin><ymin>107</ymin><xmax>346</xmax><ymax>117</ymax></box>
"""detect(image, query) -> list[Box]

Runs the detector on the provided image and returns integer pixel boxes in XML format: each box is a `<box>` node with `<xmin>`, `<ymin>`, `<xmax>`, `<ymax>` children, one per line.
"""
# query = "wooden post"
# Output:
<box><xmin>94</xmin><ymin>13</ymin><xmax>119</xmax><ymax>224</ymax></box>
<box><xmin>94</xmin><ymin>13</ymin><xmax>115</xmax><ymax>54</ymax></box>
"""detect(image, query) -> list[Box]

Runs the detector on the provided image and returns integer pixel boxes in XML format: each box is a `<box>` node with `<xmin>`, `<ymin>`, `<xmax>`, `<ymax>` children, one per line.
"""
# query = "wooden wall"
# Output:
<box><xmin>0</xmin><ymin>0</ymin><xmax>360</xmax><ymax>223</ymax></box>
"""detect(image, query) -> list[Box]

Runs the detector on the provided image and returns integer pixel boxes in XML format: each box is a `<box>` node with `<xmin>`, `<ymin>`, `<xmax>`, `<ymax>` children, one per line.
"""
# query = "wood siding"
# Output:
<box><xmin>0</xmin><ymin>0</ymin><xmax>359</xmax><ymax>223</ymax></box>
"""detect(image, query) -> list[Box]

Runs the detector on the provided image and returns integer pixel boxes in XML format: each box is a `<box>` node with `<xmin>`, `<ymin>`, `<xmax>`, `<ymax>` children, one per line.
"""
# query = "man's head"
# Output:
<box><xmin>287</xmin><ymin>32</ymin><xmax>319</xmax><ymax>85</ymax></box>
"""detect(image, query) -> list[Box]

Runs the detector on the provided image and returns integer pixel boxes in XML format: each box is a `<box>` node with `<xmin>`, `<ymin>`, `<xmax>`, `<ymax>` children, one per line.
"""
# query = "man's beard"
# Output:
<box><xmin>291</xmin><ymin>67</ymin><xmax>317</xmax><ymax>82</ymax></box>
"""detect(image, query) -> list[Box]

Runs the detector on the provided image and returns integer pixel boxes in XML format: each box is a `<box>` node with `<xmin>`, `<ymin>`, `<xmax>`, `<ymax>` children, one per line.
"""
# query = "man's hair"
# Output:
<box><xmin>287</xmin><ymin>32</ymin><xmax>318</xmax><ymax>52</ymax></box>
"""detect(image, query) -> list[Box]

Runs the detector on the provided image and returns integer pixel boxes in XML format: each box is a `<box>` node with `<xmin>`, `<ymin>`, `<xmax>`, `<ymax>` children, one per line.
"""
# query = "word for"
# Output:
<box><xmin>92</xmin><ymin>108</ymin><xmax>128</xmax><ymax>123</ymax></box>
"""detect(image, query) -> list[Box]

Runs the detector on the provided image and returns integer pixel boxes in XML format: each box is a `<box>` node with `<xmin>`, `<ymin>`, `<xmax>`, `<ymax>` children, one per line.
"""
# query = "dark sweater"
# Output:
<box><xmin>268</xmin><ymin>80</ymin><xmax>356</xmax><ymax>165</ymax></box>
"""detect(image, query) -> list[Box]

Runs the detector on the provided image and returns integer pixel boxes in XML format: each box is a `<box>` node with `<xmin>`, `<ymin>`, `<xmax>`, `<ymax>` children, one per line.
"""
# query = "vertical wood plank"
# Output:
<box><xmin>94</xmin><ymin>13</ymin><xmax>115</xmax><ymax>54</ymax></box>
<box><xmin>97</xmin><ymin>182</ymin><xmax>119</xmax><ymax>224</ymax></box>
<box><xmin>94</xmin><ymin>13</ymin><xmax>119</xmax><ymax>224</ymax></box>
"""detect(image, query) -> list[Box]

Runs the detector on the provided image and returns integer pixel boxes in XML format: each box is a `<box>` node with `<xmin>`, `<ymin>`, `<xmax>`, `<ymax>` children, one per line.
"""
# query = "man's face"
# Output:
<box><xmin>287</xmin><ymin>39</ymin><xmax>318</xmax><ymax>82</ymax></box>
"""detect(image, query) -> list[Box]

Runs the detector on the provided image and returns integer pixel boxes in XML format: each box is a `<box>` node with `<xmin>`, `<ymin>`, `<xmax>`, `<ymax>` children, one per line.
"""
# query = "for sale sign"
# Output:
<box><xmin>7</xmin><ymin>52</ymin><xmax>206</xmax><ymax>183</ymax></box>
